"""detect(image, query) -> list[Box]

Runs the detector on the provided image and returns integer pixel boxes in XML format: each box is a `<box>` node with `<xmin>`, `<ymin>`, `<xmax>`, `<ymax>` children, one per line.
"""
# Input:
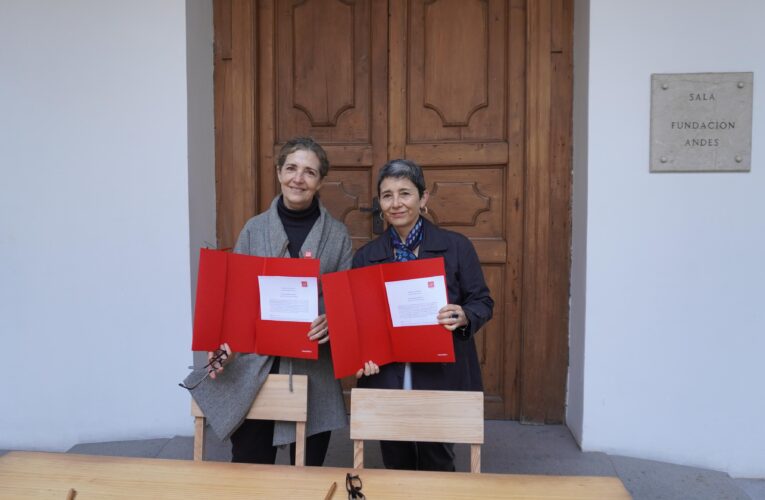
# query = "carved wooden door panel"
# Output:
<box><xmin>256</xmin><ymin>0</ymin><xmax>388</xmax><ymax>406</ymax></box>
<box><xmin>387</xmin><ymin>0</ymin><xmax>523</xmax><ymax>418</ymax></box>
<box><xmin>257</xmin><ymin>0</ymin><xmax>520</xmax><ymax>418</ymax></box>
<box><xmin>256</xmin><ymin>0</ymin><xmax>387</xmax><ymax>253</ymax></box>
<box><xmin>215</xmin><ymin>0</ymin><xmax>572</xmax><ymax>421</ymax></box>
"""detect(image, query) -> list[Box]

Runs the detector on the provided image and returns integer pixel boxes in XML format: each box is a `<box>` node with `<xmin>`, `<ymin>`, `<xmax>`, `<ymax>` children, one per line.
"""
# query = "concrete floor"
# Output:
<box><xmin>4</xmin><ymin>421</ymin><xmax>764</xmax><ymax>499</ymax></box>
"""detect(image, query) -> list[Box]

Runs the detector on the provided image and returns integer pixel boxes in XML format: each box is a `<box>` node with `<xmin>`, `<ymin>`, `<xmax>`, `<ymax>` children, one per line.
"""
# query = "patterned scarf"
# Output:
<box><xmin>390</xmin><ymin>217</ymin><xmax>423</xmax><ymax>262</ymax></box>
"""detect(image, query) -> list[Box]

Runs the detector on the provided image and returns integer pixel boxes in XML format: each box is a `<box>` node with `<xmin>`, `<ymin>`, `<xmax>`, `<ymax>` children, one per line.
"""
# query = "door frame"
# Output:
<box><xmin>211</xmin><ymin>0</ymin><xmax>572</xmax><ymax>423</ymax></box>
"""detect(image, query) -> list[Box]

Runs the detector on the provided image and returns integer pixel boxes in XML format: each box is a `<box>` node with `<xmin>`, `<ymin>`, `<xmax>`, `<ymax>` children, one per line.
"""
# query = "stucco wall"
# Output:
<box><xmin>573</xmin><ymin>0</ymin><xmax>764</xmax><ymax>478</ymax></box>
<box><xmin>0</xmin><ymin>0</ymin><xmax>200</xmax><ymax>450</ymax></box>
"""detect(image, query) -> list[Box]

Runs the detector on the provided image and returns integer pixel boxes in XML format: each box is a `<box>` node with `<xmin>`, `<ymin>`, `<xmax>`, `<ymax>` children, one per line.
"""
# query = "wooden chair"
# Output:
<box><xmin>350</xmin><ymin>388</ymin><xmax>484</xmax><ymax>473</ymax></box>
<box><xmin>191</xmin><ymin>374</ymin><xmax>308</xmax><ymax>465</ymax></box>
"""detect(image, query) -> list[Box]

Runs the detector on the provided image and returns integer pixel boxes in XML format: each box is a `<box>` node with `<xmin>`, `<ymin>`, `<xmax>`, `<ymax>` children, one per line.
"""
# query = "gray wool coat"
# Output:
<box><xmin>188</xmin><ymin>196</ymin><xmax>351</xmax><ymax>446</ymax></box>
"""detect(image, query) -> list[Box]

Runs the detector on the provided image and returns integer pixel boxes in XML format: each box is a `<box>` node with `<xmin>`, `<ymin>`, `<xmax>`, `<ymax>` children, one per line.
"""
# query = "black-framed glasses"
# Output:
<box><xmin>346</xmin><ymin>473</ymin><xmax>365</xmax><ymax>499</ymax></box>
<box><xmin>178</xmin><ymin>348</ymin><xmax>229</xmax><ymax>390</ymax></box>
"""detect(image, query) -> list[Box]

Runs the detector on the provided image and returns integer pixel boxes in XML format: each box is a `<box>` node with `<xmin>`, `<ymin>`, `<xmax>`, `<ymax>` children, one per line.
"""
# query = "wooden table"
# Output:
<box><xmin>0</xmin><ymin>451</ymin><xmax>631</xmax><ymax>499</ymax></box>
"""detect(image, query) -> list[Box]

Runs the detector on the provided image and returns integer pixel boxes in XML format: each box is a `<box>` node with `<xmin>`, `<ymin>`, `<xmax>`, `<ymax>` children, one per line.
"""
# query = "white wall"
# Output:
<box><xmin>185</xmin><ymin>0</ymin><xmax>216</xmax><ymax>353</ymax></box>
<box><xmin>575</xmin><ymin>0</ymin><xmax>765</xmax><ymax>478</ymax></box>
<box><xmin>0</xmin><ymin>1</ymin><xmax>195</xmax><ymax>450</ymax></box>
<box><xmin>567</xmin><ymin>0</ymin><xmax>589</xmax><ymax>446</ymax></box>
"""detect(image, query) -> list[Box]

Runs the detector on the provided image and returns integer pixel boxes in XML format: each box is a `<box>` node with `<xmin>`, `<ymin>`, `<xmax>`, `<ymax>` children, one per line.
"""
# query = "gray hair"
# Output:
<box><xmin>377</xmin><ymin>159</ymin><xmax>426</xmax><ymax>197</ymax></box>
<box><xmin>277</xmin><ymin>137</ymin><xmax>330</xmax><ymax>178</ymax></box>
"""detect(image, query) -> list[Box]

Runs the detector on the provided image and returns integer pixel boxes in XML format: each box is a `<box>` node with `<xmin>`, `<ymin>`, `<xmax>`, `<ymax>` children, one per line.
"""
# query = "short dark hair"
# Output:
<box><xmin>277</xmin><ymin>137</ymin><xmax>330</xmax><ymax>178</ymax></box>
<box><xmin>377</xmin><ymin>159</ymin><xmax>427</xmax><ymax>197</ymax></box>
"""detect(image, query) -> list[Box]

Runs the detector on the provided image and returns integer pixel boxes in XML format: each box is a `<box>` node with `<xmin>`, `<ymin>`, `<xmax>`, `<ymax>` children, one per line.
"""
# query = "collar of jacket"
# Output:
<box><xmin>365</xmin><ymin>217</ymin><xmax>449</xmax><ymax>263</ymax></box>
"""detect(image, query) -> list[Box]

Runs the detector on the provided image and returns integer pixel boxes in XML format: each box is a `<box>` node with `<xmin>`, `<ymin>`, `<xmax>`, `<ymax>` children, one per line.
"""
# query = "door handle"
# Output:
<box><xmin>360</xmin><ymin>197</ymin><xmax>384</xmax><ymax>235</ymax></box>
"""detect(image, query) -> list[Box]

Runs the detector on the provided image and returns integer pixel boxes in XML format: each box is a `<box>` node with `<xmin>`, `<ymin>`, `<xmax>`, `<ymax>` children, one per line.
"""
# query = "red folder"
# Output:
<box><xmin>191</xmin><ymin>249</ymin><xmax>321</xmax><ymax>359</ymax></box>
<box><xmin>323</xmin><ymin>257</ymin><xmax>455</xmax><ymax>379</ymax></box>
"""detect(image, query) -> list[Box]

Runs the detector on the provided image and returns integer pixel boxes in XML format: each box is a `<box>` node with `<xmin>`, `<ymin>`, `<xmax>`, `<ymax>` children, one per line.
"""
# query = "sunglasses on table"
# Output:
<box><xmin>346</xmin><ymin>473</ymin><xmax>365</xmax><ymax>499</ymax></box>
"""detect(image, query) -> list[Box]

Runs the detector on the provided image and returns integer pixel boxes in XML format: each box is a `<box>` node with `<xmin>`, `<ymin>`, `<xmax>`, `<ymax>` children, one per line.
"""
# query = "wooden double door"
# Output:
<box><xmin>214</xmin><ymin>0</ymin><xmax>572</xmax><ymax>422</ymax></box>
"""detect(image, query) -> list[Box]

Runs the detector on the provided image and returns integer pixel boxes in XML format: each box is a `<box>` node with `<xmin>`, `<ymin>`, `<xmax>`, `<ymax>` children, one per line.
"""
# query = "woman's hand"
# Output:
<box><xmin>307</xmin><ymin>314</ymin><xmax>330</xmax><ymax>344</ymax></box>
<box><xmin>437</xmin><ymin>305</ymin><xmax>468</xmax><ymax>332</ymax></box>
<box><xmin>355</xmin><ymin>360</ymin><xmax>380</xmax><ymax>379</ymax></box>
<box><xmin>207</xmin><ymin>342</ymin><xmax>233</xmax><ymax>380</ymax></box>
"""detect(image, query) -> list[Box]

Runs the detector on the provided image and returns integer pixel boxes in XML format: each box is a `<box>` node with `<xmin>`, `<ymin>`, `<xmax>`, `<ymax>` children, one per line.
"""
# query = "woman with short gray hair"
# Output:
<box><xmin>353</xmin><ymin>158</ymin><xmax>494</xmax><ymax>472</ymax></box>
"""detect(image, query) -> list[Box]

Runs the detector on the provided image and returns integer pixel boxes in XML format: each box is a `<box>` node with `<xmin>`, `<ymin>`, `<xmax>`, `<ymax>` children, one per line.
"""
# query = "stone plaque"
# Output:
<box><xmin>650</xmin><ymin>72</ymin><xmax>753</xmax><ymax>172</ymax></box>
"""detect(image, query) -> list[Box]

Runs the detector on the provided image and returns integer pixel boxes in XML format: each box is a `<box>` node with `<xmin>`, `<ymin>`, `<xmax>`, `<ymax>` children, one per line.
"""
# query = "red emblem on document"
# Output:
<box><xmin>428</xmin><ymin>281</ymin><xmax>434</xmax><ymax>288</ymax></box>
<box><xmin>301</xmin><ymin>281</ymin><xmax>308</xmax><ymax>287</ymax></box>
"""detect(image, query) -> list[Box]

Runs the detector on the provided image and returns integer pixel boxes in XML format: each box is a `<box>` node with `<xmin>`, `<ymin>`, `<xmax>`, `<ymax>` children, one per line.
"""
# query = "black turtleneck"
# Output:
<box><xmin>277</xmin><ymin>195</ymin><xmax>320</xmax><ymax>258</ymax></box>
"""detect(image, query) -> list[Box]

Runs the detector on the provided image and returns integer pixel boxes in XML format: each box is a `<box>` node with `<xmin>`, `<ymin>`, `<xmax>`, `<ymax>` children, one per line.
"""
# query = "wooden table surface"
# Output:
<box><xmin>0</xmin><ymin>451</ymin><xmax>631</xmax><ymax>499</ymax></box>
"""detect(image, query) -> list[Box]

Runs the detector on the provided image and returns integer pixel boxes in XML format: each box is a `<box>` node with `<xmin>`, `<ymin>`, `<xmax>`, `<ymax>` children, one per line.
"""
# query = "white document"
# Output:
<box><xmin>258</xmin><ymin>276</ymin><xmax>318</xmax><ymax>322</ymax></box>
<box><xmin>384</xmin><ymin>275</ymin><xmax>447</xmax><ymax>327</ymax></box>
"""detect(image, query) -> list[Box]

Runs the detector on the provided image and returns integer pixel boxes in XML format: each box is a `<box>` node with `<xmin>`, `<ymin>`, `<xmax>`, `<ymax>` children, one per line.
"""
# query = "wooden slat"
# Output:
<box><xmin>520</xmin><ymin>0</ymin><xmax>553</xmax><ymax>423</ymax></box>
<box><xmin>350</xmin><ymin>388</ymin><xmax>484</xmax><ymax>444</ymax></box>
<box><xmin>388</xmin><ymin>0</ymin><xmax>406</xmax><ymax>159</ymax></box>
<box><xmin>504</xmin><ymin>0</ymin><xmax>528</xmax><ymax>421</ymax></box>
<box><xmin>545</xmin><ymin>0</ymin><xmax>574</xmax><ymax>424</ymax></box>
<box><xmin>470</xmin><ymin>443</ymin><xmax>481</xmax><ymax>474</ymax></box>
<box><xmin>191</xmin><ymin>375</ymin><xmax>307</xmax><ymax>422</ymax></box>
<box><xmin>257</xmin><ymin>0</ymin><xmax>275</xmax><ymax>213</ymax></box>
<box><xmin>370</xmin><ymin>0</ymin><xmax>389</xmax><ymax>179</ymax></box>
<box><xmin>477</xmin><ymin>267</ymin><xmax>506</xmax><ymax>420</ymax></box>
<box><xmin>245</xmin><ymin>374</ymin><xmax>307</xmax><ymax>421</ymax></box>
<box><xmin>193</xmin><ymin>417</ymin><xmax>204</xmax><ymax>461</ymax></box>
<box><xmin>521</xmin><ymin>0</ymin><xmax>559</xmax><ymax>424</ymax></box>
<box><xmin>353</xmin><ymin>440</ymin><xmax>364</xmax><ymax>469</ymax></box>
<box><xmin>294</xmin><ymin>422</ymin><xmax>306</xmax><ymax>467</ymax></box>
<box><xmin>214</xmin><ymin>0</ymin><xmax>232</xmax><ymax>60</ymax></box>
<box><xmin>550</xmin><ymin>0</ymin><xmax>567</xmax><ymax>54</ymax></box>
<box><xmin>0</xmin><ymin>452</ymin><xmax>632</xmax><ymax>499</ymax></box>
<box><xmin>406</xmin><ymin>142</ymin><xmax>509</xmax><ymax>166</ymax></box>
<box><xmin>214</xmin><ymin>0</ymin><xmax>257</xmax><ymax>249</ymax></box>
<box><xmin>518</xmin><ymin>0</ymin><xmax>573</xmax><ymax>424</ymax></box>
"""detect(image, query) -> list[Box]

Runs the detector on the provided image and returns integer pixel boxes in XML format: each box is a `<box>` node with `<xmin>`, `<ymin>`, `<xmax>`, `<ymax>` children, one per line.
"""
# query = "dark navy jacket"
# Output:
<box><xmin>352</xmin><ymin>218</ymin><xmax>494</xmax><ymax>392</ymax></box>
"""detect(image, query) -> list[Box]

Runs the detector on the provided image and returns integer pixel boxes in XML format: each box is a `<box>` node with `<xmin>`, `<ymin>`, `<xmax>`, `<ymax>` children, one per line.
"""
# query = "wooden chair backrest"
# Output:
<box><xmin>191</xmin><ymin>374</ymin><xmax>308</xmax><ymax>465</ymax></box>
<box><xmin>350</xmin><ymin>388</ymin><xmax>484</xmax><ymax>473</ymax></box>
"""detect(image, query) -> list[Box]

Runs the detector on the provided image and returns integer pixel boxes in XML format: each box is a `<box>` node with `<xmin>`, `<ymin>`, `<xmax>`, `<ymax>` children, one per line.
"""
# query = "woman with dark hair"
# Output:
<box><xmin>208</xmin><ymin>137</ymin><xmax>350</xmax><ymax>466</ymax></box>
<box><xmin>354</xmin><ymin>159</ymin><xmax>494</xmax><ymax>471</ymax></box>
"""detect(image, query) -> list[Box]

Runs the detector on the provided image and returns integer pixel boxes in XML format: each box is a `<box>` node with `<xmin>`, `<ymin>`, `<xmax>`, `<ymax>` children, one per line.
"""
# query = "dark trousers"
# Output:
<box><xmin>379</xmin><ymin>440</ymin><xmax>456</xmax><ymax>471</ymax></box>
<box><xmin>230</xmin><ymin>418</ymin><xmax>331</xmax><ymax>466</ymax></box>
<box><xmin>229</xmin><ymin>356</ymin><xmax>331</xmax><ymax>466</ymax></box>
